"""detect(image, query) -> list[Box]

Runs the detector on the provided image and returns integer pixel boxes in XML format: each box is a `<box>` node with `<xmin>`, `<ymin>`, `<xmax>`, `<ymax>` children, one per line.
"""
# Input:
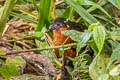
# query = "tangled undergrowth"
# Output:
<box><xmin>0</xmin><ymin>0</ymin><xmax>120</xmax><ymax>80</ymax></box>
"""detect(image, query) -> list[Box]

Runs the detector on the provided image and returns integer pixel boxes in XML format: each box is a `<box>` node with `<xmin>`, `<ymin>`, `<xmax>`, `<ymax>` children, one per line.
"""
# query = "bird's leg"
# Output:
<box><xmin>61</xmin><ymin>51</ymin><xmax>72</xmax><ymax>80</ymax></box>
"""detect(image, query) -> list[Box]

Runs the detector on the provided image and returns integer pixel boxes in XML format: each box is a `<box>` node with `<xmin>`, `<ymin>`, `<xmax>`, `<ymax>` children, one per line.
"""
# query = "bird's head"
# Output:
<box><xmin>49</xmin><ymin>17</ymin><xmax>68</xmax><ymax>30</ymax></box>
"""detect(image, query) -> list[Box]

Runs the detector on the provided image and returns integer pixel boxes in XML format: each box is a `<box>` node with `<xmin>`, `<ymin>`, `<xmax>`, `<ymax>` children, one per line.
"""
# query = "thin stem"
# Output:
<box><xmin>7</xmin><ymin>43</ymin><xmax>77</xmax><ymax>54</ymax></box>
<box><xmin>6</xmin><ymin>36</ymin><xmax>33</xmax><ymax>42</ymax></box>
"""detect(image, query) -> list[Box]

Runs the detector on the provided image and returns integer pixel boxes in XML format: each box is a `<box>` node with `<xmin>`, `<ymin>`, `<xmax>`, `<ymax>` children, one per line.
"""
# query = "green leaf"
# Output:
<box><xmin>6</xmin><ymin>56</ymin><xmax>24</xmax><ymax>66</ymax></box>
<box><xmin>77</xmin><ymin>31</ymin><xmax>92</xmax><ymax>54</ymax></box>
<box><xmin>111</xmin><ymin>28</ymin><xmax>120</xmax><ymax>41</ymax></box>
<box><xmin>62</xmin><ymin>30</ymin><xmax>82</xmax><ymax>42</ymax></box>
<box><xmin>93</xmin><ymin>24</ymin><xmax>105</xmax><ymax>53</ymax></box>
<box><xmin>107</xmin><ymin>44</ymin><xmax>120</xmax><ymax>68</ymax></box>
<box><xmin>108</xmin><ymin>40</ymin><xmax>119</xmax><ymax>49</ymax></box>
<box><xmin>89</xmin><ymin>54</ymin><xmax>109</xmax><ymax>80</ymax></box>
<box><xmin>88</xmin><ymin>22</ymin><xmax>99</xmax><ymax>31</ymax></box>
<box><xmin>36</xmin><ymin>0</ymin><xmax>51</xmax><ymax>31</ymax></box>
<box><xmin>56</xmin><ymin>9</ymin><xmax>65</xmax><ymax>17</ymax></box>
<box><xmin>0</xmin><ymin>56</ymin><xmax>24</xmax><ymax>78</ymax></box>
<box><xmin>59</xmin><ymin>48</ymin><xmax>64</xmax><ymax>56</ymax></box>
<box><xmin>64</xmin><ymin>0</ymin><xmax>97</xmax><ymax>24</ymax></box>
<box><xmin>0</xmin><ymin>49</ymin><xmax>6</xmax><ymax>56</ymax></box>
<box><xmin>61</xmin><ymin>7</ymin><xmax>71</xmax><ymax>18</ymax></box>
<box><xmin>0</xmin><ymin>64</ymin><xmax>20</xmax><ymax>78</ymax></box>
<box><xmin>32</xmin><ymin>31</ymin><xmax>44</xmax><ymax>38</ymax></box>
<box><xmin>89</xmin><ymin>40</ymin><xmax>99</xmax><ymax>54</ymax></box>
<box><xmin>62</xmin><ymin>30</ymin><xmax>92</xmax><ymax>55</ymax></box>
<box><xmin>97</xmin><ymin>74</ymin><xmax>109</xmax><ymax>80</ymax></box>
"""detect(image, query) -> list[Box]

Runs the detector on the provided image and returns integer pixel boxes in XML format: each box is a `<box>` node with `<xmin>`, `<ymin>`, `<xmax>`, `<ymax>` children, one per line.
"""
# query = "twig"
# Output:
<box><xmin>21</xmin><ymin>55</ymin><xmax>48</xmax><ymax>76</ymax></box>
<box><xmin>6</xmin><ymin>43</ymin><xmax>77</xmax><ymax>54</ymax></box>
<box><xmin>6</xmin><ymin>36</ymin><xmax>34</xmax><ymax>42</ymax></box>
<box><xmin>45</xmin><ymin>33</ymin><xmax>54</xmax><ymax>46</ymax></box>
<box><xmin>1</xmin><ymin>24</ymin><xmax>9</xmax><ymax>37</ymax></box>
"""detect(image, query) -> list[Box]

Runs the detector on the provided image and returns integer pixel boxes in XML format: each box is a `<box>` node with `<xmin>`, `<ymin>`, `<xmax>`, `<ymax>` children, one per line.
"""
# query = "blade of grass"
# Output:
<box><xmin>64</xmin><ymin>0</ymin><xmax>97</xmax><ymax>24</ymax></box>
<box><xmin>78</xmin><ymin>0</ymin><xmax>111</xmax><ymax>18</ymax></box>
<box><xmin>11</xmin><ymin>12</ymin><xmax>37</xmax><ymax>24</ymax></box>
<box><xmin>87</xmin><ymin>0</ymin><xmax>108</xmax><ymax>13</ymax></box>
<box><xmin>19</xmin><ymin>9</ymin><xmax>37</xmax><ymax>19</ymax></box>
<box><xmin>36</xmin><ymin>0</ymin><xmax>51</xmax><ymax>31</ymax></box>
<box><xmin>93</xmin><ymin>14</ymin><xmax>118</xmax><ymax>28</ymax></box>
<box><xmin>0</xmin><ymin>0</ymin><xmax>17</xmax><ymax>37</ymax></box>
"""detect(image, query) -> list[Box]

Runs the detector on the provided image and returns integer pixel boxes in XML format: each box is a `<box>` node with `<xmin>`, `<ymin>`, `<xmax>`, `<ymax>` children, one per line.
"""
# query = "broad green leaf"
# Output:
<box><xmin>6</xmin><ymin>56</ymin><xmax>24</xmax><ymax>66</ymax></box>
<box><xmin>0</xmin><ymin>64</ymin><xmax>20</xmax><ymax>78</ymax></box>
<box><xmin>77</xmin><ymin>31</ymin><xmax>92</xmax><ymax>54</ymax></box>
<box><xmin>62</xmin><ymin>30</ymin><xmax>92</xmax><ymax>54</ymax></box>
<box><xmin>89</xmin><ymin>54</ymin><xmax>109</xmax><ymax>80</ymax></box>
<box><xmin>36</xmin><ymin>0</ymin><xmax>51</xmax><ymax>31</ymax></box>
<box><xmin>0</xmin><ymin>50</ymin><xmax>6</xmax><ymax>56</ymax></box>
<box><xmin>0</xmin><ymin>56</ymin><xmax>24</xmax><ymax>78</ymax></box>
<box><xmin>64</xmin><ymin>0</ymin><xmax>97</xmax><ymax>24</ymax></box>
<box><xmin>93</xmin><ymin>24</ymin><xmax>105</xmax><ymax>53</ymax></box>
<box><xmin>62</xmin><ymin>30</ymin><xmax>82</xmax><ymax>42</ymax></box>
<box><xmin>32</xmin><ymin>31</ymin><xmax>44</xmax><ymax>38</ymax></box>
<box><xmin>107</xmin><ymin>44</ymin><xmax>120</xmax><ymax>68</ymax></box>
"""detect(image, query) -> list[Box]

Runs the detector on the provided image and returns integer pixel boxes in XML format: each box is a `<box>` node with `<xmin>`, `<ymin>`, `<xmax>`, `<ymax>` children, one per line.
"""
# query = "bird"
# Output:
<box><xmin>48</xmin><ymin>17</ymin><xmax>88</xmax><ymax>80</ymax></box>
<box><xmin>49</xmin><ymin>17</ymin><xmax>87</xmax><ymax>58</ymax></box>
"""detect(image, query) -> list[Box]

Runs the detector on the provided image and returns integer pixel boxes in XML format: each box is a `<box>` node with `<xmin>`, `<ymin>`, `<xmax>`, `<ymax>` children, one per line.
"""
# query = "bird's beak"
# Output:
<box><xmin>49</xmin><ymin>25</ymin><xmax>54</xmax><ymax>31</ymax></box>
